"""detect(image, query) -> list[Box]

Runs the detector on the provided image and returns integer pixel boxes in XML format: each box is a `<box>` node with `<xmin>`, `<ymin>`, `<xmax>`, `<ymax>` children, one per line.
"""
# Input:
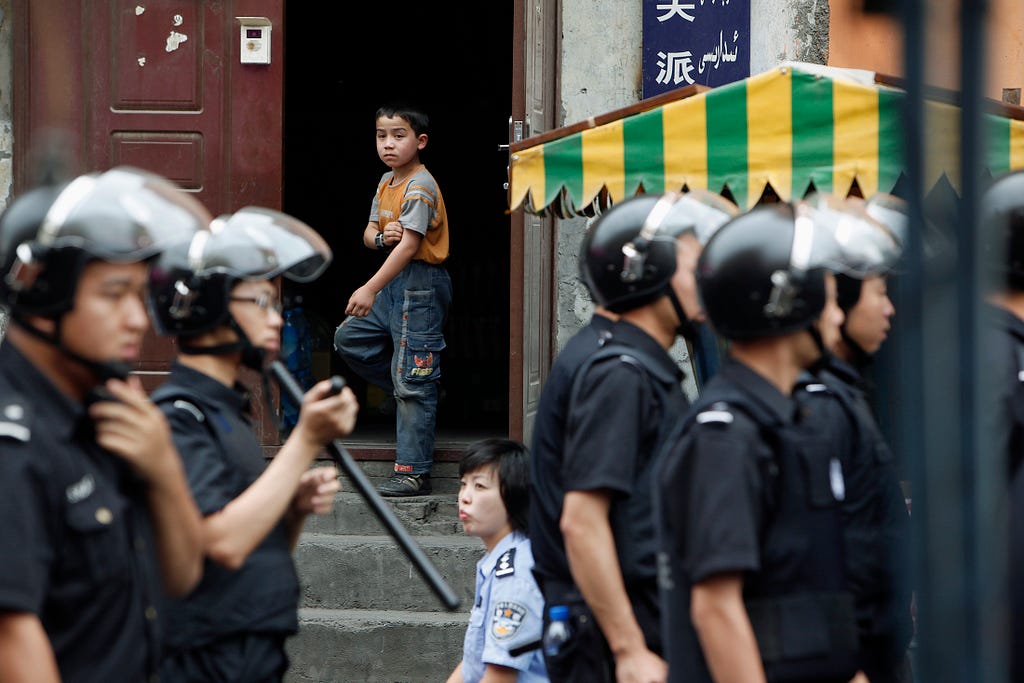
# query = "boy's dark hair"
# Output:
<box><xmin>458</xmin><ymin>438</ymin><xmax>530</xmax><ymax>534</ymax></box>
<box><xmin>375</xmin><ymin>104</ymin><xmax>430</xmax><ymax>137</ymax></box>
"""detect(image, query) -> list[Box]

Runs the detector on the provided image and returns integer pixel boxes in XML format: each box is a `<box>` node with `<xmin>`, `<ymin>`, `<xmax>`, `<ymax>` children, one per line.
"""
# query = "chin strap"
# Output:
<box><xmin>177</xmin><ymin>318</ymin><xmax>281</xmax><ymax>433</ymax></box>
<box><xmin>839</xmin><ymin>325</ymin><xmax>873</xmax><ymax>369</ymax></box>
<box><xmin>805</xmin><ymin>324</ymin><xmax>828</xmax><ymax>371</ymax></box>
<box><xmin>12</xmin><ymin>313</ymin><xmax>132</xmax><ymax>383</ymax></box>
<box><xmin>666</xmin><ymin>287</ymin><xmax>699</xmax><ymax>342</ymax></box>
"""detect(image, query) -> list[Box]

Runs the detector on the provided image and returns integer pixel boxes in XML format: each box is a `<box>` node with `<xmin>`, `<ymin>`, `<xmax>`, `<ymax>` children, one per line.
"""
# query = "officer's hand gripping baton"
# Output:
<box><xmin>269</xmin><ymin>361</ymin><xmax>460</xmax><ymax>611</ymax></box>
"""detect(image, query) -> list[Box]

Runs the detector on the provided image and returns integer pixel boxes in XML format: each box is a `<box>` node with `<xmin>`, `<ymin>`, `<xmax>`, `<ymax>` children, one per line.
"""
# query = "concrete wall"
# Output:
<box><xmin>829</xmin><ymin>0</ymin><xmax>1024</xmax><ymax>102</ymax></box>
<box><xmin>555</xmin><ymin>0</ymin><xmax>831</xmax><ymax>398</ymax></box>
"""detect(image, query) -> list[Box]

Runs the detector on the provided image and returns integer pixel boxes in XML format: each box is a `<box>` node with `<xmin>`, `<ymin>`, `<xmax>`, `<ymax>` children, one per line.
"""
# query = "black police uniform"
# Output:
<box><xmin>153</xmin><ymin>362</ymin><xmax>300</xmax><ymax>683</ymax></box>
<box><xmin>529</xmin><ymin>313</ymin><xmax>614</xmax><ymax>583</ymax></box>
<box><xmin>986</xmin><ymin>303</ymin><xmax>1024</xmax><ymax>683</ymax></box>
<box><xmin>0</xmin><ymin>341</ymin><xmax>165</xmax><ymax>683</ymax></box>
<box><xmin>655</xmin><ymin>358</ymin><xmax>858</xmax><ymax>683</ymax></box>
<box><xmin>795</xmin><ymin>354</ymin><xmax>913</xmax><ymax>683</ymax></box>
<box><xmin>530</xmin><ymin>318</ymin><xmax>689</xmax><ymax>682</ymax></box>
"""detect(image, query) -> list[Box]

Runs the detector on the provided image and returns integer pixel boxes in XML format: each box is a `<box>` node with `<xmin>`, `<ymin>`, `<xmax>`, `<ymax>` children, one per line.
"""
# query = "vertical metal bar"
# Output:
<box><xmin>903</xmin><ymin>0</ymin><xmax>1005</xmax><ymax>680</ymax></box>
<box><xmin>959</xmin><ymin>0</ymin><xmax>1008</xmax><ymax>681</ymax></box>
<box><xmin>896</xmin><ymin>0</ymin><xmax>940</xmax><ymax>679</ymax></box>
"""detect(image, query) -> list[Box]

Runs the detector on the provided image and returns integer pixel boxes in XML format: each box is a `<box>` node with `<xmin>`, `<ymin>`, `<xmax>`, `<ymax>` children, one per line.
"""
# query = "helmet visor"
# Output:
<box><xmin>38</xmin><ymin>167</ymin><xmax>211</xmax><ymax>261</ymax></box>
<box><xmin>663</xmin><ymin>188</ymin><xmax>741</xmax><ymax>245</ymax></box>
<box><xmin>199</xmin><ymin>207</ymin><xmax>332</xmax><ymax>282</ymax></box>
<box><xmin>800</xmin><ymin>193</ymin><xmax>902</xmax><ymax>277</ymax></box>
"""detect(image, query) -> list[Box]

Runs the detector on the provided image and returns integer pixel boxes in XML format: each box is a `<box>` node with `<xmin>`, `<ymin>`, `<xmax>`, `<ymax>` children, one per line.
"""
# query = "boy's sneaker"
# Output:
<box><xmin>378</xmin><ymin>472</ymin><xmax>432</xmax><ymax>497</ymax></box>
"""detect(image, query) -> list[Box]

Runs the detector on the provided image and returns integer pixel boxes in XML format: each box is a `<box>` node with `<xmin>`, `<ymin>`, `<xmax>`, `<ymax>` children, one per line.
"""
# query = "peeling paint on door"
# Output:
<box><xmin>135</xmin><ymin>5</ymin><xmax>145</xmax><ymax>15</ymax></box>
<box><xmin>165</xmin><ymin>31</ymin><xmax>188</xmax><ymax>52</ymax></box>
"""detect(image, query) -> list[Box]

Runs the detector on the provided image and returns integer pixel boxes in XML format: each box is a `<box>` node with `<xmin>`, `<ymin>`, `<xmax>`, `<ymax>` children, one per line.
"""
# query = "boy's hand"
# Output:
<box><xmin>345</xmin><ymin>286</ymin><xmax>377</xmax><ymax>317</ymax></box>
<box><xmin>382</xmin><ymin>221</ymin><xmax>405</xmax><ymax>247</ymax></box>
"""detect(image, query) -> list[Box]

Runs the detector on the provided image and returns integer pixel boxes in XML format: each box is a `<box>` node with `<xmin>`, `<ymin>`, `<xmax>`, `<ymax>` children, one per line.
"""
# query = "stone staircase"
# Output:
<box><xmin>285</xmin><ymin>460</ymin><xmax>479</xmax><ymax>683</ymax></box>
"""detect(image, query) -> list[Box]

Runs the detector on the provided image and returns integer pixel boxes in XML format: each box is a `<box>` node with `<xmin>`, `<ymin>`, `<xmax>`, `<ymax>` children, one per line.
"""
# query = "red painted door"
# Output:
<box><xmin>14</xmin><ymin>0</ymin><xmax>285</xmax><ymax>444</ymax></box>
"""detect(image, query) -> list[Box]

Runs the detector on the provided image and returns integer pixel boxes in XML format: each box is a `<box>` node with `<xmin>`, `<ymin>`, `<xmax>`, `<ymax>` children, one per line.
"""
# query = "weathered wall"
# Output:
<box><xmin>829</xmin><ymin>0</ymin><xmax>1023</xmax><ymax>102</ymax></box>
<box><xmin>556</xmin><ymin>0</ymin><xmax>831</xmax><ymax>397</ymax></box>
<box><xmin>0</xmin><ymin>0</ymin><xmax>11</xmax><ymax>336</ymax></box>
<box><xmin>0</xmin><ymin>0</ymin><xmax>11</xmax><ymax>209</ymax></box>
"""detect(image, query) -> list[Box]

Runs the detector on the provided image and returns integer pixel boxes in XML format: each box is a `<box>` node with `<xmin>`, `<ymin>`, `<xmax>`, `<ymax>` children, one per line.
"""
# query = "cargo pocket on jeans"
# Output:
<box><xmin>402</xmin><ymin>335</ymin><xmax>445</xmax><ymax>384</ymax></box>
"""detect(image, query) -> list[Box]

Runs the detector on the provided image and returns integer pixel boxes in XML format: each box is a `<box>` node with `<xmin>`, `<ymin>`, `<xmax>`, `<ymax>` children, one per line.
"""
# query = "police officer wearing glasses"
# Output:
<box><xmin>147</xmin><ymin>208</ymin><xmax>359</xmax><ymax>682</ymax></box>
<box><xmin>0</xmin><ymin>167</ymin><xmax>208</xmax><ymax>683</ymax></box>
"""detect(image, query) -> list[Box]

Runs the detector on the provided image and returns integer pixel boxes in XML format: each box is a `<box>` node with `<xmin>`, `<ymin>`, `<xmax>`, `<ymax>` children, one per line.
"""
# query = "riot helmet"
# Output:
<box><xmin>802</xmin><ymin>192</ymin><xmax>904</xmax><ymax>312</ymax></box>
<box><xmin>661</xmin><ymin>187</ymin><xmax>740</xmax><ymax>245</ymax></box>
<box><xmin>0</xmin><ymin>166</ymin><xmax>211</xmax><ymax>317</ymax></box>
<box><xmin>697</xmin><ymin>201</ymin><xmax>845</xmax><ymax>341</ymax></box>
<box><xmin>580</xmin><ymin>190</ymin><xmax>738</xmax><ymax>316</ymax></box>
<box><xmin>981</xmin><ymin>170</ymin><xmax>1024</xmax><ymax>290</ymax></box>
<box><xmin>148</xmin><ymin>207</ymin><xmax>331</xmax><ymax>365</ymax></box>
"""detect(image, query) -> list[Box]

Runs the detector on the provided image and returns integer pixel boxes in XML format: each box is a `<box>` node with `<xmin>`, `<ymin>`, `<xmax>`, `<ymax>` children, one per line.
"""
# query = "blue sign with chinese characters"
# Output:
<box><xmin>643</xmin><ymin>0</ymin><xmax>750</xmax><ymax>96</ymax></box>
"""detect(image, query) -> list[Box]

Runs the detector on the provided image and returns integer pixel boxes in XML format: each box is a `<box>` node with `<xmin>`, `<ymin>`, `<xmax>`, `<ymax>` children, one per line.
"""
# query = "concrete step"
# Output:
<box><xmin>296</xmin><ymin>533</ymin><xmax>479</xmax><ymax>613</ymax></box>
<box><xmin>285</xmin><ymin>608</ymin><xmax>468</xmax><ymax>683</ymax></box>
<box><xmin>331</xmin><ymin>459</ymin><xmax>462</xmax><ymax>496</ymax></box>
<box><xmin>303</xmin><ymin>491</ymin><xmax>461</xmax><ymax>537</ymax></box>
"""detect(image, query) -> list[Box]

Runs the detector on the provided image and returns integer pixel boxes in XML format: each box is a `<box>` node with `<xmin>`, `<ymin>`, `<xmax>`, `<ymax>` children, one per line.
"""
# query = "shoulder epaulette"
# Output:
<box><xmin>494</xmin><ymin>547</ymin><xmax>517</xmax><ymax>578</ymax></box>
<box><xmin>0</xmin><ymin>400</ymin><xmax>30</xmax><ymax>443</ymax></box>
<box><xmin>170</xmin><ymin>399</ymin><xmax>206</xmax><ymax>423</ymax></box>
<box><xmin>695</xmin><ymin>401</ymin><xmax>734</xmax><ymax>426</ymax></box>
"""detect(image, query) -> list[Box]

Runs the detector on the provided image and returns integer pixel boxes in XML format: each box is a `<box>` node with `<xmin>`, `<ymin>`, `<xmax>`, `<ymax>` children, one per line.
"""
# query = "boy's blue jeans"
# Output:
<box><xmin>333</xmin><ymin>261</ymin><xmax>452</xmax><ymax>475</ymax></box>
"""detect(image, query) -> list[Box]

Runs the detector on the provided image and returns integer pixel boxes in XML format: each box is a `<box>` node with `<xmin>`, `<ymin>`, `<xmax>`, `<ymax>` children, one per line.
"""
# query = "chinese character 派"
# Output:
<box><xmin>656</xmin><ymin>51</ymin><xmax>696</xmax><ymax>86</ymax></box>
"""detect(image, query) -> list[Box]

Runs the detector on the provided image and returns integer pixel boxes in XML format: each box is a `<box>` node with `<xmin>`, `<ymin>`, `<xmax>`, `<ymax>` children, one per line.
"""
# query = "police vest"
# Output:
<box><xmin>151</xmin><ymin>381</ymin><xmax>301</xmax><ymax>648</ymax></box>
<box><xmin>796</xmin><ymin>367</ymin><xmax>914</xmax><ymax>654</ymax></box>
<box><xmin>1010</xmin><ymin>341</ymin><xmax>1024</xmax><ymax>477</ymax></box>
<box><xmin>661</xmin><ymin>375</ymin><xmax>858</xmax><ymax>683</ymax></box>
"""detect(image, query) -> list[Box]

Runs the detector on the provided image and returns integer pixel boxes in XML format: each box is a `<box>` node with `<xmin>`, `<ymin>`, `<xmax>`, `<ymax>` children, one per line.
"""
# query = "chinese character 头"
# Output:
<box><xmin>657</xmin><ymin>0</ymin><xmax>696</xmax><ymax>22</ymax></box>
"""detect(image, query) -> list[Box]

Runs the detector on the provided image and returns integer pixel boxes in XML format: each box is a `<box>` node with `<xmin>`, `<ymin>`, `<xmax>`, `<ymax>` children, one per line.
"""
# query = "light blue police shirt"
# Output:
<box><xmin>460</xmin><ymin>530</ymin><xmax>549</xmax><ymax>683</ymax></box>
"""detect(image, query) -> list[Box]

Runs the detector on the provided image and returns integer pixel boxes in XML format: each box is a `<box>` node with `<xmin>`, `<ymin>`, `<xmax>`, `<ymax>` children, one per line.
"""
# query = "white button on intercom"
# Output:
<box><xmin>237</xmin><ymin>17</ymin><xmax>271</xmax><ymax>65</ymax></box>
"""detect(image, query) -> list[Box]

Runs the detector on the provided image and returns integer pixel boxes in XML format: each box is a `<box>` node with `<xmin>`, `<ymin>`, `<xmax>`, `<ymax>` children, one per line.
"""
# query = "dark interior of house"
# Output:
<box><xmin>281</xmin><ymin>4</ymin><xmax>513</xmax><ymax>441</ymax></box>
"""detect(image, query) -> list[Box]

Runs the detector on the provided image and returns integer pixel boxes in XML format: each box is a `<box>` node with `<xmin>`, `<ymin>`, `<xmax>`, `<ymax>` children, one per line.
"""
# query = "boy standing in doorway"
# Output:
<box><xmin>335</xmin><ymin>105</ymin><xmax>452</xmax><ymax>496</ymax></box>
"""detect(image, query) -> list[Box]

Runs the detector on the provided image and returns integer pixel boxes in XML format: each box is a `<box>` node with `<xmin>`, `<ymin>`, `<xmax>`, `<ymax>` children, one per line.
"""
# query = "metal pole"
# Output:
<box><xmin>959</xmin><ymin>0</ymin><xmax>1008</xmax><ymax>680</ymax></box>
<box><xmin>902</xmin><ymin>0</ymin><xmax>1005</xmax><ymax>680</ymax></box>
<box><xmin>269</xmin><ymin>361</ymin><xmax>461</xmax><ymax>612</ymax></box>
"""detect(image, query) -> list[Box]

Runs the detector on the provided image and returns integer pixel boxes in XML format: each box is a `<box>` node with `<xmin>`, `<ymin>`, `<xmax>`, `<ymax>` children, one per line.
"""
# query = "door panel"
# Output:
<box><xmin>509</xmin><ymin>0</ymin><xmax>557</xmax><ymax>442</ymax></box>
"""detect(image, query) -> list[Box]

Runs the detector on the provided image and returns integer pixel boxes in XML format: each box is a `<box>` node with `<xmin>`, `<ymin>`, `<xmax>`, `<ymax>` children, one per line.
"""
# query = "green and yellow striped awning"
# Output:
<box><xmin>508</xmin><ymin>62</ymin><xmax>1024</xmax><ymax>214</ymax></box>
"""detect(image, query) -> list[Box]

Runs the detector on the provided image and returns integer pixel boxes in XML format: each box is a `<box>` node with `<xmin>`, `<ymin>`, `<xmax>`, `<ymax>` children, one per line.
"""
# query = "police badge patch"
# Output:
<box><xmin>491</xmin><ymin>601</ymin><xmax>527</xmax><ymax>640</ymax></box>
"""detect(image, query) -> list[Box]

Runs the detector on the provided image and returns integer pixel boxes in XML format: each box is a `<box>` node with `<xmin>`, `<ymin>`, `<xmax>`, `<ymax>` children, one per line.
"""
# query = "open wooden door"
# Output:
<box><xmin>14</xmin><ymin>0</ymin><xmax>285</xmax><ymax>444</ymax></box>
<box><xmin>510</xmin><ymin>0</ymin><xmax>558</xmax><ymax>442</ymax></box>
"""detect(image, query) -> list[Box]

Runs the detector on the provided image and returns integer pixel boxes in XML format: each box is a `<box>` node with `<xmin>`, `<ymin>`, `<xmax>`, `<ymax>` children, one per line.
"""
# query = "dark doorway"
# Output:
<box><xmin>282</xmin><ymin>5</ymin><xmax>513</xmax><ymax>453</ymax></box>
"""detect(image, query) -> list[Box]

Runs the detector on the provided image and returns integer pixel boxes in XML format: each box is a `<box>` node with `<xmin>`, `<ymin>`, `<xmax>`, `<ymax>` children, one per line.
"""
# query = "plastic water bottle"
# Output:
<box><xmin>281</xmin><ymin>302</ymin><xmax>312</xmax><ymax>430</ymax></box>
<box><xmin>542</xmin><ymin>605</ymin><xmax>572</xmax><ymax>657</ymax></box>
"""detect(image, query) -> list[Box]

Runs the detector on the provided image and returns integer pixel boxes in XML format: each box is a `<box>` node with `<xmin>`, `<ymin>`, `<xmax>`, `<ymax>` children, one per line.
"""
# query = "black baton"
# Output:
<box><xmin>269</xmin><ymin>360</ymin><xmax>461</xmax><ymax>611</ymax></box>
